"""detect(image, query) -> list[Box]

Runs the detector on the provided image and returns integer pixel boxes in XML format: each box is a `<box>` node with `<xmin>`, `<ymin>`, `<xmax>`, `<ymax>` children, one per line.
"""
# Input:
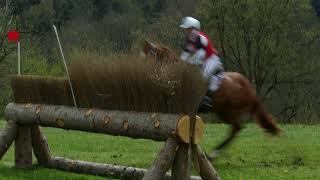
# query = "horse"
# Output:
<box><xmin>142</xmin><ymin>40</ymin><xmax>282</xmax><ymax>159</ymax></box>
<box><xmin>142</xmin><ymin>41</ymin><xmax>180</xmax><ymax>64</ymax></box>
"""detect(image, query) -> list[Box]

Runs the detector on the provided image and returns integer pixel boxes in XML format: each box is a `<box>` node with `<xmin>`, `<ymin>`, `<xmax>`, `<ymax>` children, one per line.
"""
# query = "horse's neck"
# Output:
<box><xmin>160</xmin><ymin>47</ymin><xmax>180</xmax><ymax>62</ymax></box>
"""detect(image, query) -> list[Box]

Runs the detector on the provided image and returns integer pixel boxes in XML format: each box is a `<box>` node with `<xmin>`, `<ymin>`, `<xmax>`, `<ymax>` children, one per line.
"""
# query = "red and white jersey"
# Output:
<box><xmin>184</xmin><ymin>29</ymin><xmax>218</xmax><ymax>59</ymax></box>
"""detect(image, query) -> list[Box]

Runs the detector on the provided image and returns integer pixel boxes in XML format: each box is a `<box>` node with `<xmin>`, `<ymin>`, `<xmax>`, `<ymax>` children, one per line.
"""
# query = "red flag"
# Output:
<box><xmin>7</xmin><ymin>31</ymin><xmax>20</xmax><ymax>43</ymax></box>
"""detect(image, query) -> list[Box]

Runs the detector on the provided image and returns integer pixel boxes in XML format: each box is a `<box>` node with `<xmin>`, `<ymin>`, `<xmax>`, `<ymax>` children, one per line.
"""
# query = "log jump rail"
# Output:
<box><xmin>0</xmin><ymin>103</ymin><xmax>220</xmax><ymax>180</ymax></box>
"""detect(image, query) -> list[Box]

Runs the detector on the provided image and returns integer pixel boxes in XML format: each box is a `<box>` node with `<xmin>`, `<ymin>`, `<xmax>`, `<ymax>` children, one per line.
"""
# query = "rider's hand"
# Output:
<box><xmin>192</xmin><ymin>49</ymin><xmax>206</xmax><ymax>61</ymax></box>
<box><xmin>180</xmin><ymin>51</ymin><xmax>191</xmax><ymax>61</ymax></box>
<box><xmin>190</xmin><ymin>50</ymin><xmax>205</xmax><ymax>67</ymax></box>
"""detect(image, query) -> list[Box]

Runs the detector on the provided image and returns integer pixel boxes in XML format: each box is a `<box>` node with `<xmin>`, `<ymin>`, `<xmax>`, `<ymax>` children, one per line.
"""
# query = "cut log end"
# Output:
<box><xmin>123</xmin><ymin>120</ymin><xmax>129</xmax><ymax>130</ymax></box>
<box><xmin>175</xmin><ymin>115</ymin><xmax>204</xmax><ymax>144</ymax></box>
<box><xmin>56</xmin><ymin>119</ymin><xmax>65</xmax><ymax>128</ymax></box>
<box><xmin>194</xmin><ymin>116</ymin><xmax>205</xmax><ymax>144</ymax></box>
<box><xmin>85</xmin><ymin>109</ymin><xmax>94</xmax><ymax>116</ymax></box>
<box><xmin>176</xmin><ymin>115</ymin><xmax>190</xmax><ymax>143</ymax></box>
<box><xmin>154</xmin><ymin>120</ymin><xmax>160</xmax><ymax>128</ymax></box>
<box><xmin>151</xmin><ymin>113</ymin><xmax>157</xmax><ymax>119</ymax></box>
<box><xmin>35</xmin><ymin>105</ymin><xmax>42</xmax><ymax>114</ymax></box>
<box><xmin>103</xmin><ymin>116</ymin><xmax>111</xmax><ymax>127</ymax></box>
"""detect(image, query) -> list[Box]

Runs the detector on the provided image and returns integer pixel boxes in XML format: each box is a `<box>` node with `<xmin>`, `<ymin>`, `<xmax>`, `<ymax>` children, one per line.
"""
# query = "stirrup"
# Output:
<box><xmin>202</xmin><ymin>96</ymin><xmax>213</xmax><ymax>106</ymax></box>
<box><xmin>198</xmin><ymin>95</ymin><xmax>213</xmax><ymax>112</ymax></box>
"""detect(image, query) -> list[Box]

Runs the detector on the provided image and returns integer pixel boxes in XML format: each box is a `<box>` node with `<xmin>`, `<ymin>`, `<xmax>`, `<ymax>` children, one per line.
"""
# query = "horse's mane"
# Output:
<box><xmin>143</xmin><ymin>40</ymin><xmax>180</xmax><ymax>63</ymax></box>
<box><xmin>161</xmin><ymin>45</ymin><xmax>177</xmax><ymax>54</ymax></box>
<box><xmin>156</xmin><ymin>43</ymin><xmax>180</xmax><ymax>63</ymax></box>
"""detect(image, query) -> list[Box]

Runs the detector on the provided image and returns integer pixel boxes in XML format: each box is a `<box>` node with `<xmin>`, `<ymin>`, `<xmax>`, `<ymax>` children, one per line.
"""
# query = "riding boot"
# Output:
<box><xmin>198</xmin><ymin>93</ymin><xmax>214</xmax><ymax>113</ymax></box>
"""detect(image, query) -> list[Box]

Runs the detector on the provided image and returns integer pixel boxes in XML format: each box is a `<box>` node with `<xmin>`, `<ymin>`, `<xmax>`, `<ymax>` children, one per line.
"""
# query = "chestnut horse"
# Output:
<box><xmin>142</xmin><ymin>41</ymin><xmax>281</xmax><ymax>158</ymax></box>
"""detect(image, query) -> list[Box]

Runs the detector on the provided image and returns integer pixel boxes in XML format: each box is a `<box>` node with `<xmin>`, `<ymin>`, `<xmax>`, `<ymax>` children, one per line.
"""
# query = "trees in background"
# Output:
<box><xmin>0</xmin><ymin>0</ymin><xmax>14</xmax><ymax>64</ymax></box>
<box><xmin>312</xmin><ymin>0</ymin><xmax>320</xmax><ymax>16</ymax></box>
<box><xmin>198</xmin><ymin>0</ymin><xmax>320</xmax><ymax>122</ymax></box>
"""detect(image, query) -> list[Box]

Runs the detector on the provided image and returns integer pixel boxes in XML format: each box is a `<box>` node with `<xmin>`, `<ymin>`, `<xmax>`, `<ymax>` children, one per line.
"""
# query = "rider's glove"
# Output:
<box><xmin>190</xmin><ymin>49</ymin><xmax>205</xmax><ymax>65</ymax></box>
<box><xmin>180</xmin><ymin>51</ymin><xmax>191</xmax><ymax>61</ymax></box>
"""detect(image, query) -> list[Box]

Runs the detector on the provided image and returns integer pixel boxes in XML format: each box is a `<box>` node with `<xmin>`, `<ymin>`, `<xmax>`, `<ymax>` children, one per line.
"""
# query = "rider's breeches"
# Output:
<box><xmin>201</xmin><ymin>55</ymin><xmax>224</xmax><ymax>92</ymax></box>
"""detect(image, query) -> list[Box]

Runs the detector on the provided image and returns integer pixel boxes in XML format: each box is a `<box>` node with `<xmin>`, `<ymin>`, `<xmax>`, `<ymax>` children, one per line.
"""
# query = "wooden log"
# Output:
<box><xmin>31</xmin><ymin>125</ymin><xmax>52</xmax><ymax>166</ymax></box>
<box><xmin>171</xmin><ymin>143</ymin><xmax>191</xmax><ymax>180</ymax></box>
<box><xmin>49</xmin><ymin>157</ymin><xmax>202</xmax><ymax>180</ymax></box>
<box><xmin>15</xmin><ymin>126</ymin><xmax>32</xmax><ymax>169</ymax></box>
<box><xmin>142</xmin><ymin>137</ymin><xmax>179</xmax><ymax>180</ymax></box>
<box><xmin>51</xmin><ymin>157</ymin><xmax>146</xmax><ymax>179</ymax></box>
<box><xmin>194</xmin><ymin>116</ymin><xmax>204</xmax><ymax>144</ymax></box>
<box><xmin>176</xmin><ymin>115</ymin><xmax>204</xmax><ymax>144</ymax></box>
<box><xmin>0</xmin><ymin>121</ymin><xmax>18</xmax><ymax>160</ymax></box>
<box><xmin>192</xmin><ymin>145</ymin><xmax>220</xmax><ymax>180</ymax></box>
<box><xmin>5</xmin><ymin>103</ymin><xmax>204</xmax><ymax>143</ymax></box>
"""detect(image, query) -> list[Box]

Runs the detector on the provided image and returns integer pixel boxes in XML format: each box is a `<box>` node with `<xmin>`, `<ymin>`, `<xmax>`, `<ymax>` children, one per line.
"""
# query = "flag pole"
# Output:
<box><xmin>17</xmin><ymin>41</ymin><xmax>20</xmax><ymax>75</ymax></box>
<box><xmin>52</xmin><ymin>25</ymin><xmax>77</xmax><ymax>108</ymax></box>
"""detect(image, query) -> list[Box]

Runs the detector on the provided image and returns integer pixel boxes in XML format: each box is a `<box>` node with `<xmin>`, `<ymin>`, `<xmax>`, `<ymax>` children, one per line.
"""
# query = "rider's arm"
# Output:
<box><xmin>180</xmin><ymin>40</ymin><xmax>194</xmax><ymax>62</ymax></box>
<box><xmin>181</xmin><ymin>32</ymin><xmax>208</xmax><ymax>64</ymax></box>
<box><xmin>192</xmin><ymin>34</ymin><xmax>207</xmax><ymax>60</ymax></box>
<box><xmin>188</xmin><ymin>34</ymin><xmax>207</xmax><ymax>64</ymax></box>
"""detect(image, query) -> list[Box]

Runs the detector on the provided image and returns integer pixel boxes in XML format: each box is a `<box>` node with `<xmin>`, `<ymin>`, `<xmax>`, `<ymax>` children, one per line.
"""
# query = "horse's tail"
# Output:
<box><xmin>252</xmin><ymin>99</ymin><xmax>281</xmax><ymax>135</ymax></box>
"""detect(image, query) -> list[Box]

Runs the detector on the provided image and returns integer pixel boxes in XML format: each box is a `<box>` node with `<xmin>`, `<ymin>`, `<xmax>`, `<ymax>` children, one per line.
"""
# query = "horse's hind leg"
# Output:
<box><xmin>209</xmin><ymin>120</ymin><xmax>241</xmax><ymax>159</ymax></box>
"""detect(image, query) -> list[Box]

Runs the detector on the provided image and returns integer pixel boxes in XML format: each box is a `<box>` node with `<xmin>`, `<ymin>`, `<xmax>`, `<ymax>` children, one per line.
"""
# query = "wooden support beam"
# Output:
<box><xmin>192</xmin><ymin>144</ymin><xmax>220</xmax><ymax>180</ymax></box>
<box><xmin>31</xmin><ymin>125</ymin><xmax>52</xmax><ymax>166</ymax></box>
<box><xmin>0</xmin><ymin>121</ymin><xmax>18</xmax><ymax>160</ymax></box>
<box><xmin>15</xmin><ymin>126</ymin><xmax>32</xmax><ymax>169</ymax></box>
<box><xmin>5</xmin><ymin>103</ymin><xmax>204</xmax><ymax>143</ymax></box>
<box><xmin>171</xmin><ymin>143</ymin><xmax>191</xmax><ymax>180</ymax></box>
<box><xmin>142</xmin><ymin>137</ymin><xmax>179</xmax><ymax>180</ymax></box>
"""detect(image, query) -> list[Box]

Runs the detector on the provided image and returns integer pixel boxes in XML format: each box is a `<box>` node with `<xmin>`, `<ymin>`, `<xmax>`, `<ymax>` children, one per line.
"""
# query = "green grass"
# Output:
<box><xmin>0</xmin><ymin>120</ymin><xmax>319</xmax><ymax>180</ymax></box>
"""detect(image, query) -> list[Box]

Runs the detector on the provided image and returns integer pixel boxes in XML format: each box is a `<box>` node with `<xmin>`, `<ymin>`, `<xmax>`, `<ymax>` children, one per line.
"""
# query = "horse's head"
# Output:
<box><xmin>142</xmin><ymin>40</ymin><xmax>162</xmax><ymax>59</ymax></box>
<box><xmin>142</xmin><ymin>40</ymin><xmax>180</xmax><ymax>64</ymax></box>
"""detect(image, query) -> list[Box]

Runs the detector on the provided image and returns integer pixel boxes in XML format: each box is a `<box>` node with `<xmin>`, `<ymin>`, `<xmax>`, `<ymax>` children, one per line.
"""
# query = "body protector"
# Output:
<box><xmin>180</xmin><ymin>29</ymin><xmax>224</xmax><ymax>92</ymax></box>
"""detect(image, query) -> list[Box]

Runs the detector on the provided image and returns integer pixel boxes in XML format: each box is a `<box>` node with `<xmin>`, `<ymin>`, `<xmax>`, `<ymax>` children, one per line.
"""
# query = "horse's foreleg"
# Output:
<box><xmin>209</xmin><ymin>122</ymin><xmax>241</xmax><ymax>159</ymax></box>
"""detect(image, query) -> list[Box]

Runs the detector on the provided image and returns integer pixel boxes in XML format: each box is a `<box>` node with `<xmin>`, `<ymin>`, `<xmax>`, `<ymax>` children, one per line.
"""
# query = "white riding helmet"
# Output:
<box><xmin>179</xmin><ymin>16</ymin><xmax>201</xmax><ymax>30</ymax></box>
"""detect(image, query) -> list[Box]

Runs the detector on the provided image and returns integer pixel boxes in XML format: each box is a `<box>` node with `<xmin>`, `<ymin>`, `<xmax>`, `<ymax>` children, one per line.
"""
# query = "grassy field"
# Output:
<box><xmin>0</xmin><ymin>120</ymin><xmax>319</xmax><ymax>180</ymax></box>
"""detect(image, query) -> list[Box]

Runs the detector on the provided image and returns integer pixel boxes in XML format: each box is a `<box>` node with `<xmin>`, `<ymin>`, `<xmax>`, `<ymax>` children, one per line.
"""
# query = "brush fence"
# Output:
<box><xmin>1</xmin><ymin>103</ymin><xmax>220</xmax><ymax>180</ymax></box>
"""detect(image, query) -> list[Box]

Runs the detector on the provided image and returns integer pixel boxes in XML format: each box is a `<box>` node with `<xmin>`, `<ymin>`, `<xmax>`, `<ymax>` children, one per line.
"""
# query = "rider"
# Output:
<box><xmin>179</xmin><ymin>16</ymin><xmax>224</xmax><ymax>109</ymax></box>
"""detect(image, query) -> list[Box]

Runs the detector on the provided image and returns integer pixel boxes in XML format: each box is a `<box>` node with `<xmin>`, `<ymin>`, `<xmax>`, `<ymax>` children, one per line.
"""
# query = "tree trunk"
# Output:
<box><xmin>142</xmin><ymin>137</ymin><xmax>179</xmax><ymax>180</ymax></box>
<box><xmin>5</xmin><ymin>103</ymin><xmax>203</xmax><ymax>143</ymax></box>
<box><xmin>0</xmin><ymin>121</ymin><xmax>17</xmax><ymax>160</ymax></box>
<box><xmin>192</xmin><ymin>145</ymin><xmax>220</xmax><ymax>180</ymax></box>
<box><xmin>15</xmin><ymin>126</ymin><xmax>32</xmax><ymax>169</ymax></box>
<box><xmin>31</xmin><ymin>125</ymin><xmax>52</xmax><ymax>166</ymax></box>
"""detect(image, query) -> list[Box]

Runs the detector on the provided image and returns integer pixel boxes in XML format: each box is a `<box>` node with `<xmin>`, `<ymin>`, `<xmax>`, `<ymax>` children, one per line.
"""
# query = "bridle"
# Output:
<box><xmin>147</xmin><ymin>43</ymin><xmax>162</xmax><ymax>61</ymax></box>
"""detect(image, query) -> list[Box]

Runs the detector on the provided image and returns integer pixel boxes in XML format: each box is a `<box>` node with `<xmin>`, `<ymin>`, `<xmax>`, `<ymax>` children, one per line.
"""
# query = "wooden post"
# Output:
<box><xmin>171</xmin><ymin>143</ymin><xmax>190</xmax><ymax>180</ymax></box>
<box><xmin>188</xmin><ymin>114</ymin><xmax>196</xmax><ymax>176</ymax></box>
<box><xmin>142</xmin><ymin>137</ymin><xmax>179</xmax><ymax>180</ymax></box>
<box><xmin>192</xmin><ymin>144</ymin><xmax>220</xmax><ymax>180</ymax></box>
<box><xmin>31</xmin><ymin>125</ymin><xmax>52</xmax><ymax>166</ymax></box>
<box><xmin>0</xmin><ymin>121</ymin><xmax>18</xmax><ymax>160</ymax></box>
<box><xmin>15</xmin><ymin>126</ymin><xmax>32</xmax><ymax>168</ymax></box>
